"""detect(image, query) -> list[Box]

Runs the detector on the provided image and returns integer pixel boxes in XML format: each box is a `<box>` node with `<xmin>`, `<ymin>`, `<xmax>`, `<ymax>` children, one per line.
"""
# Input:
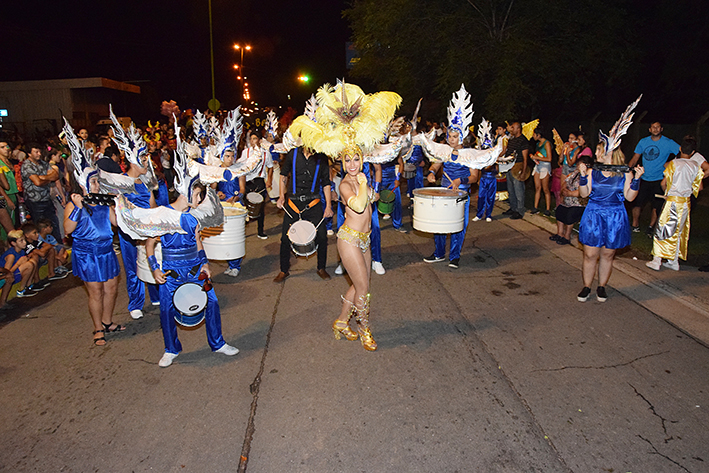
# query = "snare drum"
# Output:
<box><xmin>172</xmin><ymin>282</ymin><xmax>208</xmax><ymax>327</ymax></box>
<box><xmin>288</xmin><ymin>220</ymin><xmax>317</xmax><ymax>257</ymax></box>
<box><xmin>412</xmin><ymin>187</ymin><xmax>468</xmax><ymax>233</ymax></box>
<box><xmin>245</xmin><ymin>192</ymin><xmax>264</xmax><ymax>218</ymax></box>
<box><xmin>402</xmin><ymin>162</ymin><xmax>417</xmax><ymax>179</ymax></box>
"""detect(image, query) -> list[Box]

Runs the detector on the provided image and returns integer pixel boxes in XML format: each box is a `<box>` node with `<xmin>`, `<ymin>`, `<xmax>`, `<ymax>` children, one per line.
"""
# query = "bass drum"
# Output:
<box><xmin>173</xmin><ymin>282</ymin><xmax>208</xmax><ymax>327</ymax></box>
<box><xmin>412</xmin><ymin>187</ymin><xmax>468</xmax><ymax>234</ymax></box>
<box><xmin>136</xmin><ymin>242</ymin><xmax>162</xmax><ymax>284</ymax></box>
<box><xmin>201</xmin><ymin>203</ymin><xmax>247</xmax><ymax>261</ymax></box>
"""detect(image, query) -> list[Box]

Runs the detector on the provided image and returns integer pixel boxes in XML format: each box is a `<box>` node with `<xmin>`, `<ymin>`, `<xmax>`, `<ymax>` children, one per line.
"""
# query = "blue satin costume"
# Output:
<box><xmin>380</xmin><ymin>159</ymin><xmax>404</xmax><ymax>229</ymax></box>
<box><xmin>433</xmin><ymin>161</ymin><xmax>471</xmax><ymax>261</ymax></box>
<box><xmin>119</xmin><ymin>182</ymin><xmax>159</xmax><ymax>310</ymax></box>
<box><xmin>159</xmin><ymin>211</ymin><xmax>227</xmax><ymax>355</ymax></box>
<box><xmin>476</xmin><ymin>170</ymin><xmax>497</xmax><ymax>219</ymax></box>
<box><xmin>337</xmin><ymin>162</ymin><xmax>382</xmax><ymax>263</ymax></box>
<box><xmin>579</xmin><ymin>170</ymin><xmax>630</xmax><ymax>249</ymax></box>
<box><xmin>407</xmin><ymin>145</ymin><xmax>425</xmax><ymax>198</ymax></box>
<box><xmin>217</xmin><ymin>177</ymin><xmax>243</xmax><ymax>271</ymax></box>
<box><xmin>71</xmin><ymin>205</ymin><xmax>120</xmax><ymax>282</ymax></box>
<box><xmin>155</xmin><ymin>179</ymin><xmax>170</xmax><ymax>207</ymax></box>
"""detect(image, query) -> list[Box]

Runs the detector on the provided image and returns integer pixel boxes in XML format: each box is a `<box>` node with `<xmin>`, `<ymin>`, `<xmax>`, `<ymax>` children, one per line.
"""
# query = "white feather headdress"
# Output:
<box><xmin>172</xmin><ymin>118</ymin><xmax>199</xmax><ymax>202</ymax></box>
<box><xmin>265</xmin><ymin>111</ymin><xmax>279</xmax><ymax>139</ymax></box>
<box><xmin>599</xmin><ymin>95</ymin><xmax>642</xmax><ymax>156</ymax></box>
<box><xmin>476</xmin><ymin>118</ymin><xmax>493</xmax><ymax>149</ymax></box>
<box><xmin>304</xmin><ymin>94</ymin><xmax>318</xmax><ymax>122</ymax></box>
<box><xmin>63</xmin><ymin>118</ymin><xmax>97</xmax><ymax>192</ymax></box>
<box><xmin>109</xmin><ymin>105</ymin><xmax>147</xmax><ymax>168</ymax></box>
<box><xmin>215</xmin><ymin>107</ymin><xmax>244</xmax><ymax>160</ymax></box>
<box><xmin>192</xmin><ymin>110</ymin><xmax>209</xmax><ymax>140</ymax></box>
<box><xmin>447</xmin><ymin>84</ymin><xmax>474</xmax><ymax>144</ymax></box>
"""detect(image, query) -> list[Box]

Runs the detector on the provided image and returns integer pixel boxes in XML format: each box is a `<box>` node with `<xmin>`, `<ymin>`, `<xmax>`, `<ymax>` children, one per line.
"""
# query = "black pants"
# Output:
<box><xmin>246</xmin><ymin>177</ymin><xmax>267</xmax><ymax>235</ymax></box>
<box><xmin>280</xmin><ymin>198</ymin><xmax>327</xmax><ymax>272</ymax></box>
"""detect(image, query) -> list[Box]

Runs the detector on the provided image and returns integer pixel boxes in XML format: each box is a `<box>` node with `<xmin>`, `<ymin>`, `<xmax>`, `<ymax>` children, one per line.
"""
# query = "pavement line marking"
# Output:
<box><xmin>237</xmin><ymin>281</ymin><xmax>285</xmax><ymax>473</ymax></box>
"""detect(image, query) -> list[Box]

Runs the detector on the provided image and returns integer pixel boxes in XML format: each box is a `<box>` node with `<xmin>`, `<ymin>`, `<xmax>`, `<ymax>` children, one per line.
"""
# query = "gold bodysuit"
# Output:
<box><xmin>337</xmin><ymin>224</ymin><xmax>371</xmax><ymax>253</ymax></box>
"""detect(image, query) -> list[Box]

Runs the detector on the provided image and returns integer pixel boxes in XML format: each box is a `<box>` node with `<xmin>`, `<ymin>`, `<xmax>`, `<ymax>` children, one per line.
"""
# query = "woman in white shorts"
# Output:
<box><xmin>530</xmin><ymin>126</ymin><xmax>553</xmax><ymax>215</ymax></box>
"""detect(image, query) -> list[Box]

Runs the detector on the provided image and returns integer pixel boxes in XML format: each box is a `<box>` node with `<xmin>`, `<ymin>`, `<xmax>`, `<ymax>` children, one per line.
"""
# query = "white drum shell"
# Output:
<box><xmin>288</xmin><ymin>220</ymin><xmax>317</xmax><ymax>257</ymax></box>
<box><xmin>412</xmin><ymin>187</ymin><xmax>467</xmax><ymax>234</ymax></box>
<box><xmin>202</xmin><ymin>207</ymin><xmax>247</xmax><ymax>260</ymax></box>
<box><xmin>136</xmin><ymin>242</ymin><xmax>162</xmax><ymax>284</ymax></box>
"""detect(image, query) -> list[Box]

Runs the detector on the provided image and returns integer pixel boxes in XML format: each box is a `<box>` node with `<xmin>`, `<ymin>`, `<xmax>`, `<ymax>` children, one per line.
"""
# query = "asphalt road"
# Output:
<box><xmin>1</xmin><ymin>200</ymin><xmax>708</xmax><ymax>472</ymax></box>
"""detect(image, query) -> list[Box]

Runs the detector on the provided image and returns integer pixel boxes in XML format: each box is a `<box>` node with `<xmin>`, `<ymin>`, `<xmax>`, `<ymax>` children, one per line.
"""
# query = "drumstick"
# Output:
<box><xmin>443</xmin><ymin>171</ymin><xmax>455</xmax><ymax>187</ymax></box>
<box><xmin>283</xmin><ymin>206</ymin><xmax>295</xmax><ymax>219</ymax></box>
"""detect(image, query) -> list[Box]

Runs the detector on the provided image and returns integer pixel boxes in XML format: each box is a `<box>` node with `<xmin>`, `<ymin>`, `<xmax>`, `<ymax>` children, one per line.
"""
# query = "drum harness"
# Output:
<box><xmin>284</xmin><ymin>149</ymin><xmax>325</xmax><ymax>230</ymax></box>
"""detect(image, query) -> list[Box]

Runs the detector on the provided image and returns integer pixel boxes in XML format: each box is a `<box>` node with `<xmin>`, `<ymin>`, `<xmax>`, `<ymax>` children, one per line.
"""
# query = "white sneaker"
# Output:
<box><xmin>646</xmin><ymin>259</ymin><xmax>661</xmax><ymax>271</ymax></box>
<box><xmin>216</xmin><ymin>344</ymin><xmax>239</xmax><ymax>356</ymax></box>
<box><xmin>334</xmin><ymin>263</ymin><xmax>344</xmax><ymax>275</ymax></box>
<box><xmin>486</xmin><ymin>217</ymin><xmax>492</xmax><ymax>222</ymax></box>
<box><xmin>662</xmin><ymin>260</ymin><xmax>680</xmax><ymax>271</ymax></box>
<box><xmin>394</xmin><ymin>226</ymin><xmax>407</xmax><ymax>233</ymax></box>
<box><xmin>130</xmin><ymin>309</ymin><xmax>144</xmax><ymax>319</ymax></box>
<box><xmin>382</xmin><ymin>214</ymin><xmax>391</xmax><ymax>220</ymax></box>
<box><xmin>327</xmin><ymin>229</ymin><xmax>334</xmax><ymax>236</ymax></box>
<box><xmin>472</xmin><ymin>216</ymin><xmax>481</xmax><ymax>222</ymax></box>
<box><xmin>158</xmin><ymin>352</ymin><xmax>178</xmax><ymax>367</ymax></box>
<box><xmin>224</xmin><ymin>268</ymin><xmax>240</xmax><ymax>277</ymax></box>
<box><xmin>372</xmin><ymin>261</ymin><xmax>386</xmax><ymax>275</ymax></box>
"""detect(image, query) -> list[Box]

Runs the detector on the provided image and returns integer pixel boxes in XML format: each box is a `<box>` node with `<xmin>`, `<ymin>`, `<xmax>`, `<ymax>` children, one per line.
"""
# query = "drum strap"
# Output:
<box><xmin>288</xmin><ymin>198</ymin><xmax>320</xmax><ymax>216</ymax></box>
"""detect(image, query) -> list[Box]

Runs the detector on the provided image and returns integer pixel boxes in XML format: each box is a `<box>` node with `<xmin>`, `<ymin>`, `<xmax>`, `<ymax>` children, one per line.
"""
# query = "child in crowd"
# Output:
<box><xmin>21</xmin><ymin>223</ymin><xmax>68</xmax><ymax>284</ymax></box>
<box><xmin>1</xmin><ymin>230</ymin><xmax>39</xmax><ymax>301</ymax></box>
<box><xmin>37</xmin><ymin>219</ymin><xmax>70</xmax><ymax>269</ymax></box>
<box><xmin>550</xmin><ymin>155</ymin><xmax>591</xmax><ymax>245</ymax></box>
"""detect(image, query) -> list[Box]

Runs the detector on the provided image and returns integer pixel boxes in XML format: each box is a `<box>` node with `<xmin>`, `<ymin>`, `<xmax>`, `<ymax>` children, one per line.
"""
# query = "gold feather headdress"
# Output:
<box><xmin>288</xmin><ymin>80</ymin><xmax>401</xmax><ymax>160</ymax></box>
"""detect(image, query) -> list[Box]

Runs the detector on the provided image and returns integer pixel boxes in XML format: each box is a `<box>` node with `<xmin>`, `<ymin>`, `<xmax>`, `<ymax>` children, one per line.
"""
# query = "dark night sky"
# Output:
<box><xmin>3</xmin><ymin>0</ymin><xmax>350</xmax><ymax>114</ymax></box>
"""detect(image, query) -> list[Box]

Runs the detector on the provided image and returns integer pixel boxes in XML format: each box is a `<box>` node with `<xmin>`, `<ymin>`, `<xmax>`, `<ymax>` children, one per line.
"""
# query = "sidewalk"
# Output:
<box><xmin>499</xmin><ymin>201</ymin><xmax>709</xmax><ymax>345</ymax></box>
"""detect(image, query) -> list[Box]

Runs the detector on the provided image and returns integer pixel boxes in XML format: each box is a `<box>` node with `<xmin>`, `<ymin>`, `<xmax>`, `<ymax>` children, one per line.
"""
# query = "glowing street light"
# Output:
<box><xmin>233</xmin><ymin>43</ymin><xmax>252</xmax><ymax>103</ymax></box>
<box><xmin>297</xmin><ymin>75</ymin><xmax>310</xmax><ymax>83</ymax></box>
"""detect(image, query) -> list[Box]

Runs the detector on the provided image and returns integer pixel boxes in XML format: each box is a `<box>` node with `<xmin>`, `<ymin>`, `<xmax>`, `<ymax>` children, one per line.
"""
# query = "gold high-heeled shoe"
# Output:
<box><xmin>333</xmin><ymin>297</ymin><xmax>358</xmax><ymax>341</ymax></box>
<box><xmin>354</xmin><ymin>293</ymin><xmax>377</xmax><ymax>351</ymax></box>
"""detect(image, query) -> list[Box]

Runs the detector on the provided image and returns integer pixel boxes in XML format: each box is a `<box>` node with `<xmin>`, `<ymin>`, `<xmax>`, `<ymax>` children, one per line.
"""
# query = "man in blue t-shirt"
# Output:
<box><xmin>628</xmin><ymin>121</ymin><xmax>680</xmax><ymax>234</ymax></box>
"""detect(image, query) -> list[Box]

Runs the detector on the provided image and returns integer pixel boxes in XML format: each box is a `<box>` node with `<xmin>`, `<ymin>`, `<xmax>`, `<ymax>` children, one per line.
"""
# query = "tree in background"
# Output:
<box><xmin>345</xmin><ymin>0</ymin><xmax>640</xmax><ymax>122</ymax></box>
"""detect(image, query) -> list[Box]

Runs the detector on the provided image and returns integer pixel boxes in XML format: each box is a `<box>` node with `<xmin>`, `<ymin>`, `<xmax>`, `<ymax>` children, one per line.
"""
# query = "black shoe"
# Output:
<box><xmin>645</xmin><ymin>226</ymin><xmax>654</xmax><ymax>237</ymax></box>
<box><xmin>529</xmin><ymin>208</ymin><xmax>539</xmax><ymax>215</ymax></box>
<box><xmin>577</xmin><ymin>286</ymin><xmax>591</xmax><ymax>302</ymax></box>
<box><xmin>542</xmin><ymin>210</ymin><xmax>552</xmax><ymax>217</ymax></box>
<box><xmin>510</xmin><ymin>212</ymin><xmax>523</xmax><ymax>220</ymax></box>
<box><xmin>29</xmin><ymin>280</ymin><xmax>50</xmax><ymax>291</ymax></box>
<box><xmin>557</xmin><ymin>237</ymin><xmax>570</xmax><ymax>245</ymax></box>
<box><xmin>699</xmin><ymin>264</ymin><xmax>709</xmax><ymax>272</ymax></box>
<box><xmin>448</xmin><ymin>258</ymin><xmax>459</xmax><ymax>269</ymax></box>
<box><xmin>423</xmin><ymin>253</ymin><xmax>445</xmax><ymax>263</ymax></box>
<box><xmin>596</xmin><ymin>286</ymin><xmax>608</xmax><ymax>302</ymax></box>
<box><xmin>549</xmin><ymin>234</ymin><xmax>561</xmax><ymax>242</ymax></box>
<box><xmin>16</xmin><ymin>287</ymin><xmax>38</xmax><ymax>298</ymax></box>
<box><xmin>49</xmin><ymin>270</ymin><xmax>69</xmax><ymax>281</ymax></box>
<box><xmin>502</xmin><ymin>209</ymin><xmax>514</xmax><ymax>215</ymax></box>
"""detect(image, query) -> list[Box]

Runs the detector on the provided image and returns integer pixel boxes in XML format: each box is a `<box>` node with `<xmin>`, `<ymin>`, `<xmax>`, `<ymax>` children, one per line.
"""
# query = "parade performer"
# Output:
<box><xmin>62</xmin><ymin>119</ymin><xmax>123</xmax><ymax>346</ymax></box>
<box><xmin>288</xmin><ymin>80</ymin><xmax>401</xmax><ymax>350</ymax></box>
<box><xmin>115</xmin><ymin>123</ymin><xmax>239</xmax><ymax>367</ymax></box>
<box><xmin>416</xmin><ymin>85</ymin><xmax>505</xmax><ymax>268</ymax></box>
<box><xmin>102</xmin><ymin>106</ymin><xmax>159</xmax><ymax>320</ymax></box>
<box><xmin>379</xmin><ymin>129</ymin><xmax>406</xmax><ymax>233</ymax></box>
<box><xmin>577</xmin><ymin>96</ymin><xmax>644</xmax><ymax>302</ymax></box>
<box><xmin>217</xmin><ymin>148</ymin><xmax>247</xmax><ymax>277</ymax></box>
<box><xmin>472</xmin><ymin>119</ymin><xmax>497</xmax><ymax>222</ymax></box>
<box><xmin>243</xmin><ymin>130</ymin><xmax>273</xmax><ymax>240</ymax></box>
<box><xmin>646</xmin><ymin>137</ymin><xmax>703</xmax><ymax>271</ymax></box>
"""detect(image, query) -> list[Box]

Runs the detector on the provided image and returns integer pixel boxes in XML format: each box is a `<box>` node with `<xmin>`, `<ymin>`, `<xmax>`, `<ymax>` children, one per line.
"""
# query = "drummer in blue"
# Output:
<box><xmin>422</xmin><ymin>128</ymin><xmax>478</xmax><ymax>269</ymax></box>
<box><xmin>144</xmin><ymin>183</ymin><xmax>239</xmax><ymax>368</ymax></box>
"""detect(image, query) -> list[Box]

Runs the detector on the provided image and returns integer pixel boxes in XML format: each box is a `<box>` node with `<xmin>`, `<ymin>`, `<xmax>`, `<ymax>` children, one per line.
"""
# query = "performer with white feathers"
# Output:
<box><xmin>286</xmin><ymin>80</ymin><xmax>402</xmax><ymax>351</ymax></box>
<box><xmin>101</xmin><ymin>106</ymin><xmax>160</xmax><ymax>320</ymax></box>
<box><xmin>62</xmin><ymin>118</ymin><xmax>124</xmax><ymax>347</ymax></box>
<box><xmin>114</xmin><ymin>121</ymin><xmax>239</xmax><ymax>367</ymax></box>
<box><xmin>242</xmin><ymin>128</ymin><xmax>274</xmax><ymax>240</ymax></box>
<box><xmin>471</xmin><ymin>119</ymin><xmax>498</xmax><ymax>222</ymax></box>
<box><xmin>576</xmin><ymin>96</ymin><xmax>645</xmax><ymax>303</ymax></box>
<box><xmin>416</xmin><ymin>84</ymin><xmax>505</xmax><ymax>268</ymax></box>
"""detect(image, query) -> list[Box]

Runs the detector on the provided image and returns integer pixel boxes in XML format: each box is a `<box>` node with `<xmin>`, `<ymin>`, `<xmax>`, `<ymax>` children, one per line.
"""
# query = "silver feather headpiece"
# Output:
<box><xmin>109</xmin><ymin>104</ymin><xmax>148</xmax><ymax>168</ymax></box>
<box><xmin>216</xmin><ymin>107</ymin><xmax>244</xmax><ymax>161</ymax></box>
<box><xmin>173</xmin><ymin>118</ymin><xmax>199</xmax><ymax>202</ymax></box>
<box><xmin>192</xmin><ymin>110</ymin><xmax>209</xmax><ymax>140</ymax></box>
<box><xmin>447</xmin><ymin>84</ymin><xmax>474</xmax><ymax>144</ymax></box>
<box><xmin>476</xmin><ymin>118</ymin><xmax>493</xmax><ymax>149</ymax></box>
<box><xmin>63</xmin><ymin>118</ymin><xmax>97</xmax><ymax>192</ymax></box>
<box><xmin>599</xmin><ymin>95</ymin><xmax>642</xmax><ymax>156</ymax></box>
<box><xmin>265</xmin><ymin>111</ymin><xmax>279</xmax><ymax>138</ymax></box>
<box><xmin>304</xmin><ymin>94</ymin><xmax>319</xmax><ymax>122</ymax></box>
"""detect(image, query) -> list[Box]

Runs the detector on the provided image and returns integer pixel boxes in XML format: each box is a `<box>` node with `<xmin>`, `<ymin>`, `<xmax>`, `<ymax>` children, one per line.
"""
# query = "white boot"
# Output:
<box><xmin>646</xmin><ymin>257</ymin><xmax>661</xmax><ymax>271</ymax></box>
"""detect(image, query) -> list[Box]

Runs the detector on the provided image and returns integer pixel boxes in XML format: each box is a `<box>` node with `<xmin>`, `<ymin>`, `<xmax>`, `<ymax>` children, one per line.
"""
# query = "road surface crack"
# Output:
<box><xmin>532</xmin><ymin>350</ymin><xmax>669</xmax><ymax>372</ymax></box>
<box><xmin>238</xmin><ymin>283</ymin><xmax>284</xmax><ymax>473</ymax></box>
<box><xmin>638</xmin><ymin>435</ymin><xmax>692</xmax><ymax>472</ymax></box>
<box><xmin>629</xmin><ymin>383</ymin><xmax>678</xmax><ymax>442</ymax></box>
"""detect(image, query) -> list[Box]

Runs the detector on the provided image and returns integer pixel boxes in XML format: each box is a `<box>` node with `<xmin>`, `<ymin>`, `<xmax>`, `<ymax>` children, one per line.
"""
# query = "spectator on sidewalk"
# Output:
<box><xmin>96</xmin><ymin>145</ymin><xmax>123</xmax><ymax>174</ymax></box>
<box><xmin>1</xmin><ymin>230</ymin><xmax>38</xmax><ymax>301</ymax></box>
<box><xmin>550</xmin><ymin>155</ymin><xmax>591</xmax><ymax>245</ymax></box>
<box><xmin>530</xmin><ymin>126</ymin><xmax>553</xmax><ymax>216</ymax></box>
<box><xmin>0</xmin><ymin>141</ymin><xmax>20</xmax><ymax>225</ymax></box>
<box><xmin>37</xmin><ymin>219</ymin><xmax>69</xmax><ymax>270</ymax></box>
<box><xmin>22</xmin><ymin>222</ymin><xmax>68</xmax><ymax>282</ymax></box>
<box><xmin>20</xmin><ymin>143</ymin><xmax>62</xmax><ymax>242</ymax></box>
<box><xmin>502</xmin><ymin>121</ymin><xmax>529</xmax><ymax>220</ymax></box>
<box><xmin>628</xmin><ymin>121</ymin><xmax>680</xmax><ymax>235</ymax></box>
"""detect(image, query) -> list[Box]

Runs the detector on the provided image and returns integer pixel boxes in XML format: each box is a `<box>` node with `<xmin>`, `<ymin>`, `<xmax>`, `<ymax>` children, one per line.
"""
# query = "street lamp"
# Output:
<box><xmin>233</xmin><ymin>44</ymin><xmax>252</xmax><ymax>103</ymax></box>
